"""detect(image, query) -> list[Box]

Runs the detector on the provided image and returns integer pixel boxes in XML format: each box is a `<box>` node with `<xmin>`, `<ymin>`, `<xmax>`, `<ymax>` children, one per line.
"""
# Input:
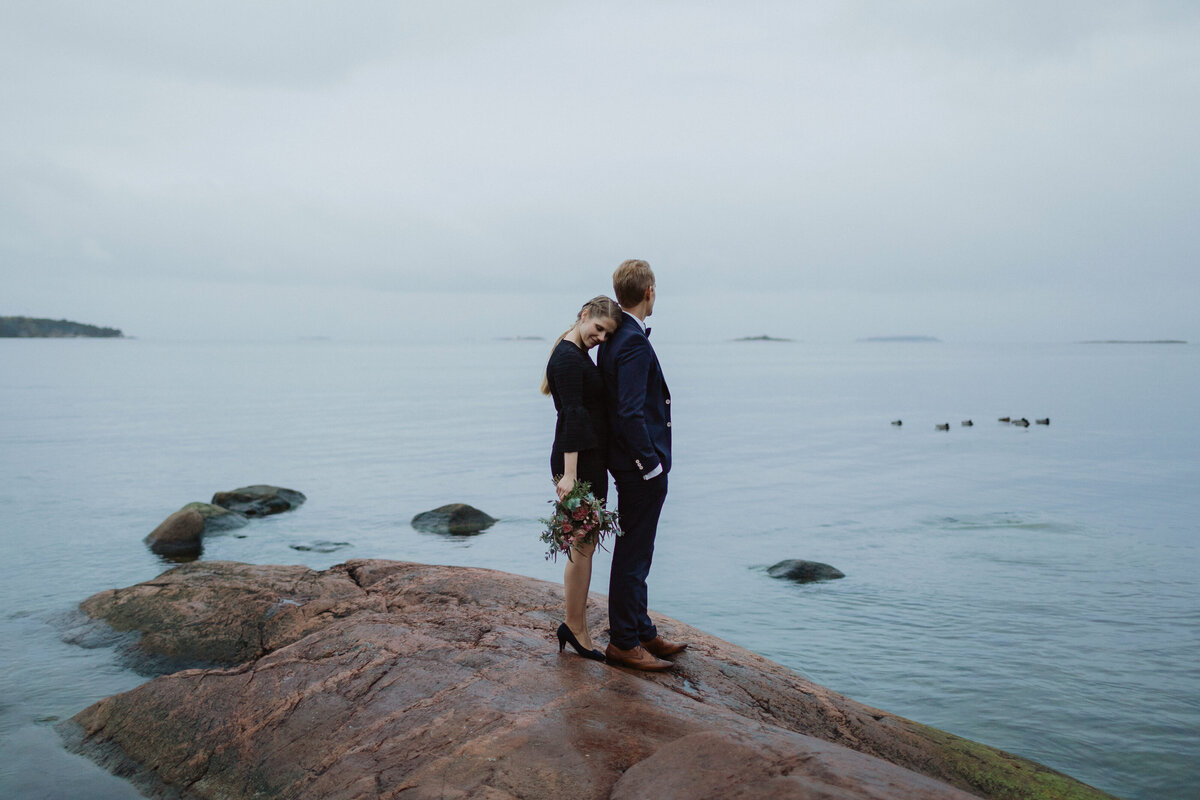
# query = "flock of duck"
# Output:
<box><xmin>891</xmin><ymin>417</ymin><xmax>1050</xmax><ymax>430</ymax></box>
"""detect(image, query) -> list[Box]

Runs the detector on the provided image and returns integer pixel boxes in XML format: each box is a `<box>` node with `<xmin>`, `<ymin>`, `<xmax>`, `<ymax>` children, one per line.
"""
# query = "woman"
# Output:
<box><xmin>541</xmin><ymin>295</ymin><xmax>622</xmax><ymax>660</ymax></box>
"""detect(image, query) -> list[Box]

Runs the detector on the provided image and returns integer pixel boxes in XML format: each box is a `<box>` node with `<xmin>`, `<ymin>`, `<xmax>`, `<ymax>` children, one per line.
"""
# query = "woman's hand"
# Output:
<box><xmin>556</xmin><ymin>473</ymin><xmax>576</xmax><ymax>500</ymax></box>
<box><xmin>558</xmin><ymin>452</ymin><xmax>580</xmax><ymax>500</ymax></box>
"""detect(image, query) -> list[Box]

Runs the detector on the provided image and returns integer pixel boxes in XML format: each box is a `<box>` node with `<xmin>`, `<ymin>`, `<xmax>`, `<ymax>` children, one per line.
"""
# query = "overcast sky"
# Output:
<box><xmin>2</xmin><ymin>1</ymin><xmax>1197</xmax><ymax>342</ymax></box>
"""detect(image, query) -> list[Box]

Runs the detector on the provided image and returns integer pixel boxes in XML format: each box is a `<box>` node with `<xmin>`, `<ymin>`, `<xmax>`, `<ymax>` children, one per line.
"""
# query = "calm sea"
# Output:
<box><xmin>1</xmin><ymin>338</ymin><xmax>1197</xmax><ymax>799</ymax></box>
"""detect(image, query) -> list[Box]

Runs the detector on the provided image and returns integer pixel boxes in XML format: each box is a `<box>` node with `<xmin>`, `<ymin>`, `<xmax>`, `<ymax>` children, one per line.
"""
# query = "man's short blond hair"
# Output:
<box><xmin>612</xmin><ymin>259</ymin><xmax>655</xmax><ymax>308</ymax></box>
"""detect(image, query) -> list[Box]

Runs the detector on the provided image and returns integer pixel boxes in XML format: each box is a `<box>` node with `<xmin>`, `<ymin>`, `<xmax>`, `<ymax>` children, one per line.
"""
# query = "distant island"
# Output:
<box><xmin>734</xmin><ymin>334</ymin><xmax>793</xmax><ymax>342</ymax></box>
<box><xmin>1080</xmin><ymin>340</ymin><xmax>1187</xmax><ymax>345</ymax></box>
<box><xmin>858</xmin><ymin>336</ymin><xmax>941</xmax><ymax>343</ymax></box>
<box><xmin>0</xmin><ymin>316</ymin><xmax>123</xmax><ymax>338</ymax></box>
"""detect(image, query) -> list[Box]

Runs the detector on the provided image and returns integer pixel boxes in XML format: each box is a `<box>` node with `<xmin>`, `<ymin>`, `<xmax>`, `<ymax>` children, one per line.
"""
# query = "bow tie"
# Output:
<box><xmin>644</xmin><ymin>327</ymin><xmax>651</xmax><ymax>338</ymax></box>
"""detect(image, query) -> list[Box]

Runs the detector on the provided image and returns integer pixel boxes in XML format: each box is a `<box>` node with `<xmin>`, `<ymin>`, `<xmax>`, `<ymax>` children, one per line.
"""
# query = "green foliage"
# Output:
<box><xmin>0</xmin><ymin>316</ymin><xmax>123</xmax><ymax>338</ymax></box>
<box><xmin>539</xmin><ymin>479</ymin><xmax>621</xmax><ymax>562</ymax></box>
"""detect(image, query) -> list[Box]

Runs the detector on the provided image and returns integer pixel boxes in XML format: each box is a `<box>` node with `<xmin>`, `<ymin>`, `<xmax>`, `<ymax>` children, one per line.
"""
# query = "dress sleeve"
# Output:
<box><xmin>548</xmin><ymin>348</ymin><xmax>600</xmax><ymax>452</ymax></box>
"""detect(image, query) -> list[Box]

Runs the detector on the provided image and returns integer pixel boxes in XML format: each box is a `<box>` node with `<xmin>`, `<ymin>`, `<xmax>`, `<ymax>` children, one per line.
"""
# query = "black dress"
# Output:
<box><xmin>546</xmin><ymin>338</ymin><xmax>610</xmax><ymax>502</ymax></box>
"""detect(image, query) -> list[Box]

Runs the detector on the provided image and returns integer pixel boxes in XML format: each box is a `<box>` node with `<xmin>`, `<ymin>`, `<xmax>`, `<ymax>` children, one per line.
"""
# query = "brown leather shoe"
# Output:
<box><xmin>604</xmin><ymin>643</ymin><xmax>674</xmax><ymax>671</ymax></box>
<box><xmin>641</xmin><ymin>635</ymin><xmax>688</xmax><ymax>658</ymax></box>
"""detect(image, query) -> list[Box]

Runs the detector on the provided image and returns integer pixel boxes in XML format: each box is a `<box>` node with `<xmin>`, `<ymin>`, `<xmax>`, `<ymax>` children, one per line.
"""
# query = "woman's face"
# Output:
<box><xmin>578</xmin><ymin>313</ymin><xmax>619</xmax><ymax>350</ymax></box>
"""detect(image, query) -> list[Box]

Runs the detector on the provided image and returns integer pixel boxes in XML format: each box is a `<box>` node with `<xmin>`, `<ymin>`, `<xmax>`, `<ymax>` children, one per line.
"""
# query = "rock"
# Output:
<box><xmin>767</xmin><ymin>559</ymin><xmax>846</xmax><ymax>583</ymax></box>
<box><xmin>611</xmin><ymin>729</ymin><xmax>979</xmax><ymax>800</ymax></box>
<box><xmin>142</xmin><ymin>508</ymin><xmax>204</xmax><ymax>556</ymax></box>
<box><xmin>62</xmin><ymin>560</ymin><xmax>1116</xmax><ymax>800</ymax></box>
<box><xmin>180</xmin><ymin>501</ymin><xmax>248</xmax><ymax>532</ymax></box>
<box><xmin>144</xmin><ymin>503</ymin><xmax>250</xmax><ymax>557</ymax></box>
<box><xmin>411</xmin><ymin>502</ymin><xmax>497</xmax><ymax>534</ymax></box>
<box><xmin>289</xmin><ymin>541</ymin><xmax>351</xmax><ymax>553</ymax></box>
<box><xmin>77</xmin><ymin>562</ymin><xmax>383</xmax><ymax>665</ymax></box>
<box><xmin>211</xmin><ymin>485</ymin><xmax>306</xmax><ymax>517</ymax></box>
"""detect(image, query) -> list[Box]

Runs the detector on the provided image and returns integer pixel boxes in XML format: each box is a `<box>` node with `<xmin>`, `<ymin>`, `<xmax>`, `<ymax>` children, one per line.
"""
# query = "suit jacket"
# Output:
<box><xmin>598</xmin><ymin>313</ymin><xmax>671</xmax><ymax>479</ymax></box>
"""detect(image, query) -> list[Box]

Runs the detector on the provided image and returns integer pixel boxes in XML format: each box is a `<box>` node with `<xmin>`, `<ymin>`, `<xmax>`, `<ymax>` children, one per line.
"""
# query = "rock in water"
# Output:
<box><xmin>289</xmin><ymin>541</ymin><xmax>351</xmax><ymax>553</ymax></box>
<box><xmin>411</xmin><ymin>503</ymin><xmax>497</xmax><ymax>534</ymax></box>
<box><xmin>180</xmin><ymin>501</ymin><xmax>248</xmax><ymax>531</ymax></box>
<box><xmin>143</xmin><ymin>508</ymin><xmax>205</xmax><ymax>556</ymax></box>
<box><xmin>211</xmin><ymin>485</ymin><xmax>306</xmax><ymax>517</ymax></box>
<box><xmin>767</xmin><ymin>559</ymin><xmax>846</xmax><ymax>583</ymax></box>
<box><xmin>61</xmin><ymin>560</ymin><xmax>1117</xmax><ymax>800</ymax></box>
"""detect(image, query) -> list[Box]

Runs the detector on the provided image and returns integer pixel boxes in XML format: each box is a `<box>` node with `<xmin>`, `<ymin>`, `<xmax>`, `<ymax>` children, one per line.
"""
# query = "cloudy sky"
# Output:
<box><xmin>2</xmin><ymin>1</ymin><xmax>1197</xmax><ymax>342</ymax></box>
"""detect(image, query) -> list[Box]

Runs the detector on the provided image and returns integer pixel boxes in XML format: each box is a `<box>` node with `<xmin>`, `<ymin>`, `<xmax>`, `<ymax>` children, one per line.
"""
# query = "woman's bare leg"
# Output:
<box><xmin>563</xmin><ymin>539</ymin><xmax>598</xmax><ymax>651</ymax></box>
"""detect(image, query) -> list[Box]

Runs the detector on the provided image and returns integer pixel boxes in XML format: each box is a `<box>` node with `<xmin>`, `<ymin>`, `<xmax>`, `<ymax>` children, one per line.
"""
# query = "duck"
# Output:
<box><xmin>1012</xmin><ymin>418</ymin><xmax>1030</xmax><ymax>427</ymax></box>
<box><xmin>961</xmin><ymin>419</ymin><xmax>973</xmax><ymax>426</ymax></box>
<box><xmin>998</xmin><ymin>416</ymin><xmax>1011</xmax><ymax>423</ymax></box>
<box><xmin>1036</xmin><ymin>418</ymin><xmax>1050</xmax><ymax>425</ymax></box>
<box><xmin>891</xmin><ymin>419</ymin><xmax>902</xmax><ymax>426</ymax></box>
<box><xmin>935</xmin><ymin>423</ymin><xmax>950</xmax><ymax>431</ymax></box>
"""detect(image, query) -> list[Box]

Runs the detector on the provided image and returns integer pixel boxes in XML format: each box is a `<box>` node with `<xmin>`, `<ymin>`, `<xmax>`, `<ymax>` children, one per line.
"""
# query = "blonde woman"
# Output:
<box><xmin>541</xmin><ymin>295</ymin><xmax>622</xmax><ymax>660</ymax></box>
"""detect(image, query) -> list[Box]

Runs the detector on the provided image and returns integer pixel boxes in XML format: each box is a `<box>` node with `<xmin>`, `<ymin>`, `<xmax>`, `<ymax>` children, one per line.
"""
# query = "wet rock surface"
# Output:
<box><xmin>767</xmin><ymin>559</ymin><xmax>846</xmax><ymax>583</ymax></box>
<box><xmin>211</xmin><ymin>485</ymin><xmax>306</xmax><ymax>517</ymax></box>
<box><xmin>411</xmin><ymin>502</ymin><xmax>497</xmax><ymax>534</ymax></box>
<box><xmin>63</xmin><ymin>560</ymin><xmax>1115</xmax><ymax>800</ymax></box>
<box><xmin>180</xmin><ymin>501</ymin><xmax>248</xmax><ymax>531</ymax></box>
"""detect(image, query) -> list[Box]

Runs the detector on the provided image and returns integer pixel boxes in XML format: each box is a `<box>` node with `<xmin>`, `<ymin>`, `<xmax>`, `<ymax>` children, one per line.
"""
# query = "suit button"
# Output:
<box><xmin>666</xmin><ymin>422</ymin><xmax>671</xmax><ymax>427</ymax></box>
<box><xmin>665</xmin><ymin>398</ymin><xmax>671</xmax><ymax>405</ymax></box>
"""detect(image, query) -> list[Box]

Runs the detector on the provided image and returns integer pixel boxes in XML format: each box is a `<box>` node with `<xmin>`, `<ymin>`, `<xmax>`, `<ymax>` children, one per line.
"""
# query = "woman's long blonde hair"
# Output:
<box><xmin>540</xmin><ymin>295</ymin><xmax>622</xmax><ymax>395</ymax></box>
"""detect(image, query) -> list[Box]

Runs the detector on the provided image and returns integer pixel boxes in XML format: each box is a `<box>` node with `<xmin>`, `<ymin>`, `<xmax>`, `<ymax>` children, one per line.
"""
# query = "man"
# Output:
<box><xmin>598</xmin><ymin>259</ymin><xmax>687</xmax><ymax>671</ymax></box>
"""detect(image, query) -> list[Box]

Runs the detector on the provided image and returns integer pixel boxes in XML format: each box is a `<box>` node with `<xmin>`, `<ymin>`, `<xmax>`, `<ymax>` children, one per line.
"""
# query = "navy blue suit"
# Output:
<box><xmin>598</xmin><ymin>313</ymin><xmax>671</xmax><ymax>649</ymax></box>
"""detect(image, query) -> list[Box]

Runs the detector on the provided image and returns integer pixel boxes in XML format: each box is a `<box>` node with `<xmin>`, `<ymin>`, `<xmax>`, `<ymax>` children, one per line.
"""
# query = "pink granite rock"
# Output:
<box><xmin>64</xmin><ymin>560</ymin><xmax>1116</xmax><ymax>800</ymax></box>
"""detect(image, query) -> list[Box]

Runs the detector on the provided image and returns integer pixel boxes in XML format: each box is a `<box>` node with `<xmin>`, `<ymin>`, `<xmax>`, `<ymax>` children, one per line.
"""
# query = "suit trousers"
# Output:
<box><xmin>608</xmin><ymin>471</ymin><xmax>668</xmax><ymax>649</ymax></box>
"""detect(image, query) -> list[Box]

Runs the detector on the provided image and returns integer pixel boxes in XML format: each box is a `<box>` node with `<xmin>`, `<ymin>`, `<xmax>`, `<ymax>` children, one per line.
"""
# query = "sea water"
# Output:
<box><xmin>1</xmin><ymin>338</ymin><xmax>1197</xmax><ymax>799</ymax></box>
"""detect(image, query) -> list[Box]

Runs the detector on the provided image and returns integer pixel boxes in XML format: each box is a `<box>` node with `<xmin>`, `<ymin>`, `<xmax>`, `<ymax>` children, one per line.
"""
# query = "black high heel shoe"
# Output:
<box><xmin>557</xmin><ymin>622</ymin><xmax>604</xmax><ymax>661</ymax></box>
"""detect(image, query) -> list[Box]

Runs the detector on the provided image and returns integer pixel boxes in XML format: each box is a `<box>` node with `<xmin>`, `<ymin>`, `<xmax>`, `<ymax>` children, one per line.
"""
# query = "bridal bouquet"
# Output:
<box><xmin>540</xmin><ymin>479</ymin><xmax>621</xmax><ymax>561</ymax></box>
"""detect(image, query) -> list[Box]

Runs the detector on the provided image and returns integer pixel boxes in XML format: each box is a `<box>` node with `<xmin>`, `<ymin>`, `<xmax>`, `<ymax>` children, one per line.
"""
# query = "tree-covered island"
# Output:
<box><xmin>0</xmin><ymin>316</ymin><xmax>123</xmax><ymax>338</ymax></box>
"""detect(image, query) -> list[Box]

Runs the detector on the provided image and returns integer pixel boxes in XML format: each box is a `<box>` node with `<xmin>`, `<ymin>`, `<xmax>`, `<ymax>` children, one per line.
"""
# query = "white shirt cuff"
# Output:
<box><xmin>643</xmin><ymin>464</ymin><xmax>663</xmax><ymax>480</ymax></box>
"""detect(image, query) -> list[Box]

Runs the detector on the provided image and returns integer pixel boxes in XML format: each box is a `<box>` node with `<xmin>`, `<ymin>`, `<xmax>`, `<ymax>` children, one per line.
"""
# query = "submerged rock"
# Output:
<box><xmin>62</xmin><ymin>560</ymin><xmax>1116</xmax><ymax>800</ymax></box>
<box><xmin>289</xmin><ymin>540</ymin><xmax>352</xmax><ymax>553</ymax></box>
<box><xmin>212</xmin><ymin>485</ymin><xmax>306</xmax><ymax>517</ymax></box>
<box><xmin>180</xmin><ymin>501</ymin><xmax>248</xmax><ymax>532</ymax></box>
<box><xmin>767</xmin><ymin>559</ymin><xmax>846</xmax><ymax>583</ymax></box>
<box><xmin>411</xmin><ymin>502</ymin><xmax>497</xmax><ymax>534</ymax></box>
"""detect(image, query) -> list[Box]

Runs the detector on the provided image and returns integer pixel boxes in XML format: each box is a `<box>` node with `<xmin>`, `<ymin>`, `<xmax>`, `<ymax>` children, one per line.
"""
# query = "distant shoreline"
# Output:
<box><xmin>858</xmin><ymin>336</ymin><xmax>941</xmax><ymax>343</ymax></box>
<box><xmin>1080</xmin><ymin>339</ymin><xmax>1187</xmax><ymax>345</ymax></box>
<box><xmin>0</xmin><ymin>316</ymin><xmax>123</xmax><ymax>338</ymax></box>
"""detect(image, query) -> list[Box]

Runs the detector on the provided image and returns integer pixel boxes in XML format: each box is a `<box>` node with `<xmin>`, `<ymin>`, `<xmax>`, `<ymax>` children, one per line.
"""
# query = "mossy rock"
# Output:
<box><xmin>911</xmin><ymin>722</ymin><xmax>1119</xmax><ymax>800</ymax></box>
<box><xmin>211</xmin><ymin>486</ymin><xmax>306</xmax><ymax>517</ymax></box>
